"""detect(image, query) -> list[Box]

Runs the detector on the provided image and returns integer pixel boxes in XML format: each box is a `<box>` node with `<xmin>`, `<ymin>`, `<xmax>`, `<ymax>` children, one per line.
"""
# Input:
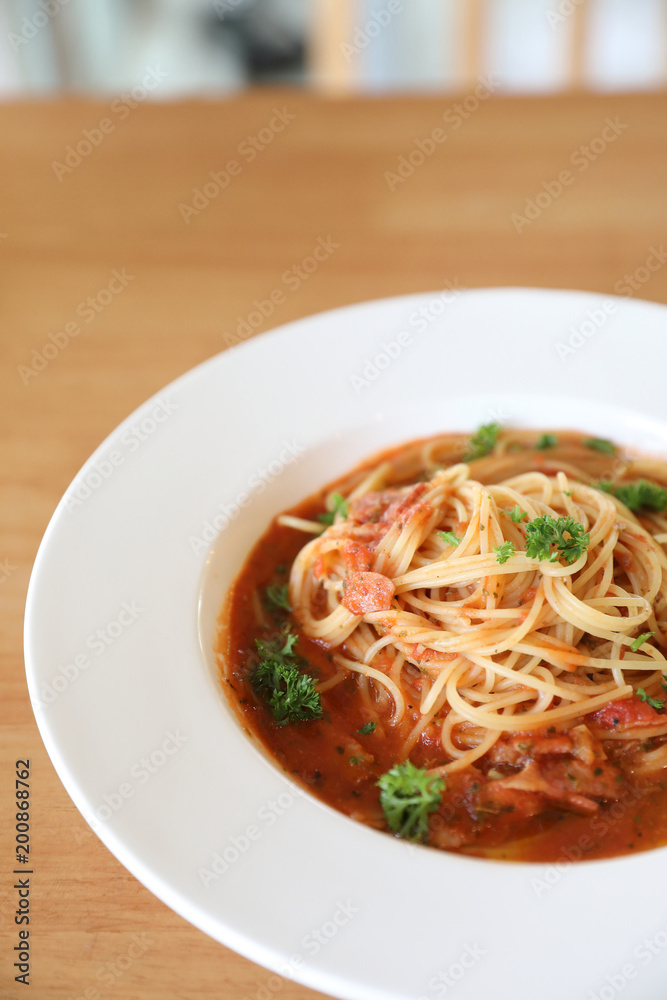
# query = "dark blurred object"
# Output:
<box><xmin>208</xmin><ymin>0</ymin><xmax>306</xmax><ymax>83</ymax></box>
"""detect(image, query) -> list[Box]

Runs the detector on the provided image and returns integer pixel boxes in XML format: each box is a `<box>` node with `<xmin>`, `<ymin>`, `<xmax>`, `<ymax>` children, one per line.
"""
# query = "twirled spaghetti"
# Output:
<box><xmin>218</xmin><ymin>429</ymin><xmax>667</xmax><ymax>860</ymax></box>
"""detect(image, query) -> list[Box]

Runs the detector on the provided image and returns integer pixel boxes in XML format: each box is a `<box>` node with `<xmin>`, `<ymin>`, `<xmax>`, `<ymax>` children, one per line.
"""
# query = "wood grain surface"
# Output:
<box><xmin>2</xmin><ymin>88</ymin><xmax>667</xmax><ymax>1000</ymax></box>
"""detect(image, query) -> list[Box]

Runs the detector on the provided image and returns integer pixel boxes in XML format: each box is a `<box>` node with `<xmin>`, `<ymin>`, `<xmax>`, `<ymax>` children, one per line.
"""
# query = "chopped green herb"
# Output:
<box><xmin>536</xmin><ymin>433</ymin><xmax>558</xmax><ymax>450</ymax></box>
<box><xmin>437</xmin><ymin>530</ymin><xmax>460</xmax><ymax>547</ymax></box>
<box><xmin>525</xmin><ymin>514</ymin><xmax>590</xmax><ymax>564</ymax></box>
<box><xmin>266</xmin><ymin>583</ymin><xmax>292</xmax><ymax>611</ymax></box>
<box><xmin>594</xmin><ymin>767</ymin><xmax>603</xmax><ymax>776</ymax></box>
<box><xmin>493</xmin><ymin>540</ymin><xmax>516</xmax><ymax>565</ymax></box>
<box><xmin>349</xmin><ymin>756</ymin><xmax>364</xmax><ymax>766</ymax></box>
<box><xmin>600</xmin><ymin>480</ymin><xmax>667</xmax><ymax>513</ymax></box>
<box><xmin>631</xmin><ymin>632</ymin><xmax>654</xmax><ymax>652</ymax></box>
<box><xmin>256</xmin><ymin>632</ymin><xmax>298</xmax><ymax>659</ymax></box>
<box><xmin>252</xmin><ymin>633</ymin><xmax>322</xmax><ymax>726</ymax></box>
<box><xmin>318</xmin><ymin>492</ymin><xmax>349</xmax><ymax>525</ymax></box>
<box><xmin>584</xmin><ymin>437</ymin><xmax>617</xmax><ymax>455</ymax></box>
<box><xmin>358</xmin><ymin>722</ymin><xmax>376</xmax><ymax>735</ymax></box>
<box><xmin>509</xmin><ymin>505</ymin><xmax>528</xmax><ymax>523</ymax></box>
<box><xmin>377</xmin><ymin>761</ymin><xmax>445</xmax><ymax>843</ymax></box>
<box><xmin>637</xmin><ymin>688</ymin><xmax>664</xmax><ymax>712</ymax></box>
<box><xmin>464</xmin><ymin>423</ymin><xmax>501</xmax><ymax>462</ymax></box>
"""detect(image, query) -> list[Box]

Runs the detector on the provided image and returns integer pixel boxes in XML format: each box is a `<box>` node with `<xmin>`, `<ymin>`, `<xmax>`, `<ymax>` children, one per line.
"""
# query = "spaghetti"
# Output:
<box><xmin>219</xmin><ymin>428</ymin><xmax>667</xmax><ymax>859</ymax></box>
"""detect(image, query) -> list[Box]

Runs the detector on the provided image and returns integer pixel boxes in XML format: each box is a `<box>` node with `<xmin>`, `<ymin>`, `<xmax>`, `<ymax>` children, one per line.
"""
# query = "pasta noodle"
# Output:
<box><xmin>219</xmin><ymin>428</ymin><xmax>667</xmax><ymax>859</ymax></box>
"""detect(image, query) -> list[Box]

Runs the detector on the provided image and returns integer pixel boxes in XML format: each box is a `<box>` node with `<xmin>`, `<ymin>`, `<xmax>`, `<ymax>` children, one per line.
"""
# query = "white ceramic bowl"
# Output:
<box><xmin>25</xmin><ymin>289</ymin><xmax>667</xmax><ymax>1000</ymax></box>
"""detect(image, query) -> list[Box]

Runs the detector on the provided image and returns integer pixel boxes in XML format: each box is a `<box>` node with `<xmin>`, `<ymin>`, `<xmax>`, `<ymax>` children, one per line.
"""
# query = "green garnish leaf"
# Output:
<box><xmin>349</xmin><ymin>756</ymin><xmax>364</xmax><ymax>766</ymax></box>
<box><xmin>252</xmin><ymin>633</ymin><xmax>322</xmax><ymax>726</ymax></box>
<box><xmin>266</xmin><ymin>583</ymin><xmax>292</xmax><ymax>611</ymax></box>
<box><xmin>637</xmin><ymin>687</ymin><xmax>664</xmax><ymax>712</ymax></box>
<box><xmin>524</xmin><ymin>514</ymin><xmax>590</xmax><ymax>564</ymax></box>
<box><xmin>536</xmin><ymin>433</ymin><xmax>558</xmax><ymax>450</ymax></box>
<box><xmin>464</xmin><ymin>423</ymin><xmax>501</xmax><ymax>462</ymax></box>
<box><xmin>584</xmin><ymin>437</ymin><xmax>617</xmax><ymax>454</ymax></box>
<box><xmin>602</xmin><ymin>480</ymin><xmax>667</xmax><ymax>513</ymax></box>
<box><xmin>631</xmin><ymin>632</ymin><xmax>654</xmax><ymax>652</ymax></box>
<box><xmin>509</xmin><ymin>505</ymin><xmax>528</xmax><ymax>523</ymax></box>
<box><xmin>437</xmin><ymin>530</ymin><xmax>460</xmax><ymax>547</ymax></box>
<box><xmin>493</xmin><ymin>541</ymin><xmax>516</xmax><ymax>565</ymax></box>
<box><xmin>358</xmin><ymin>722</ymin><xmax>376</xmax><ymax>735</ymax></box>
<box><xmin>255</xmin><ymin>632</ymin><xmax>297</xmax><ymax>660</ymax></box>
<box><xmin>377</xmin><ymin>761</ymin><xmax>445</xmax><ymax>843</ymax></box>
<box><xmin>318</xmin><ymin>492</ymin><xmax>349</xmax><ymax>525</ymax></box>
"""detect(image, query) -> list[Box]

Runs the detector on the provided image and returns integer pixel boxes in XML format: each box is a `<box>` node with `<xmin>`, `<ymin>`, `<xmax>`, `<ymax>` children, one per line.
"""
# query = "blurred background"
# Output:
<box><xmin>1</xmin><ymin>0</ymin><xmax>666</xmax><ymax>99</ymax></box>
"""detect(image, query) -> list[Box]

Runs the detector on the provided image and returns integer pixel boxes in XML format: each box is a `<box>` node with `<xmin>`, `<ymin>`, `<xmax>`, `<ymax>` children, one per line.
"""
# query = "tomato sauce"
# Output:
<box><xmin>215</xmin><ymin>433</ymin><xmax>667</xmax><ymax>862</ymax></box>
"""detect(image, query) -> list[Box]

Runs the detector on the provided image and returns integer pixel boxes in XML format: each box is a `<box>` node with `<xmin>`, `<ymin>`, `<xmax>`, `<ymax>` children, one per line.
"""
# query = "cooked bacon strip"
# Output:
<box><xmin>348</xmin><ymin>483</ymin><xmax>431</xmax><ymax>529</ymax></box>
<box><xmin>429</xmin><ymin>724</ymin><xmax>625</xmax><ymax>848</ymax></box>
<box><xmin>384</xmin><ymin>482</ymin><xmax>430</xmax><ymax>525</ymax></box>
<box><xmin>347</xmin><ymin>490</ymin><xmax>405</xmax><ymax>525</ymax></box>
<box><xmin>343</xmin><ymin>540</ymin><xmax>375</xmax><ymax>573</ymax></box>
<box><xmin>592</xmin><ymin>697</ymin><xmax>665</xmax><ymax>732</ymax></box>
<box><xmin>485</xmin><ymin>731</ymin><xmax>575</xmax><ymax>767</ymax></box>
<box><xmin>342</xmin><ymin>571</ymin><xmax>395</xmax><ymax>615</ymax></box>
<box><xmin>569</xmin><ymin>724</ymin><xmax>607</xmax><ymax>765</ymax></box>
<box><xmin>487</xmin><ymin>757</ymin><xmax>622</xmax><ymax>816</ymax></box>
<box><xmin>484</xmin><ymin>725</ymin><xmax>609</xmax><ymax>769</ymax></box>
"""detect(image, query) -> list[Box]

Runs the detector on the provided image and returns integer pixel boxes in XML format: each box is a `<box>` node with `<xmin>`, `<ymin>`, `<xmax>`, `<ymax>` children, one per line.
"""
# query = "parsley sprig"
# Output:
<box><xmin>524</xmin><ymin>514</ymin><xmax>590</xmax><ymax>564</ymax></box>
<box><xmin>358</xmin><ymin>722</ymin><xmax>376</xmax><ymax>735</ymax></box>
<box><xmin>266</xmin><ymin>583</ymin><xmax>291</xmax><ymax>611</ymax></box>
<box><xmin>318</xmin><ymin>492</ymin><xmax>349</xmax><ymax>526</ymax></box>
<box><xmin>509</xmin><ymin>505</ymin><xmax>527</xmax><ymax>523</ymax></box>
<box><xmin>377</xmin><ymin>761</ymin><xmax>445</xmax><ymax>843</ymax></box>
<box><xmin>584</xmin><ymin>437</ymin><xmax>617</xmax><ymax>455</ymax></box>
<box><xmin>437</xmin><ymin>530</ymin><xmax>460</xmax><ymax>547</ymax></box>
<box><xmin>598</xmin><ymin>480</ymin><xmax>667</xmax><ymax>513</ymax></box>
<box><xmin>251</xmin><ymin>633</ymin><xmax>322</xmax><ymax>726</ymax></box>
<box><xmin>464</xmin><ymin>423</ymin><xmax>501</xmax><ymax>462</ymax></box>
<box><xmin>493</xmin><ymin>540</ymin><xmax>515</xmax><ymax>565</ymax></box>
<box><xmin>630</xmin><ymin>632</ymin><xmax>654</xmax><ymax>652</ymax></box>
<box><xmin>637</xmin><ymin>688</ymin><xmax>664</xmax><ymax>712</ymax></box>
<box><xmin>536</xmin><ymin>433</ymin><xmax>558</xmax><ymax>450</ymax></box>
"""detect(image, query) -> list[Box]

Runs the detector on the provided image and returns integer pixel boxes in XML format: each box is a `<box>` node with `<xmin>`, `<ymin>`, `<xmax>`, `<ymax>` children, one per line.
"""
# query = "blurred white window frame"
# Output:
<box><xmin>309</xmin><ymin>0</ymin><xmax>667</xmax><ymax>94</ymax></box>
<box><xmin>0</xmin><ymin>0</ymin><xmax>666</xmax><ymax>98</ymax></box>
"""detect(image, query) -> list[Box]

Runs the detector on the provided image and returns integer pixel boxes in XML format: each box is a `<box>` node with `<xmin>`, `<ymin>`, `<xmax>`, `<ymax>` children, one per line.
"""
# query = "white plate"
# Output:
<box><xmin>25</xmin><ymin>288</ymin><xmax>667</xmax><ymax>1000</ymax></box>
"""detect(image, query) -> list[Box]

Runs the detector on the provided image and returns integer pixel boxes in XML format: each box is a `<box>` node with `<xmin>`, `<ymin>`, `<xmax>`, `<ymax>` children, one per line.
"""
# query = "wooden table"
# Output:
<box><xmin>2</xmin><ymin>88</ymin><xmax>667</xmax><ymax>1000</ymax></box>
